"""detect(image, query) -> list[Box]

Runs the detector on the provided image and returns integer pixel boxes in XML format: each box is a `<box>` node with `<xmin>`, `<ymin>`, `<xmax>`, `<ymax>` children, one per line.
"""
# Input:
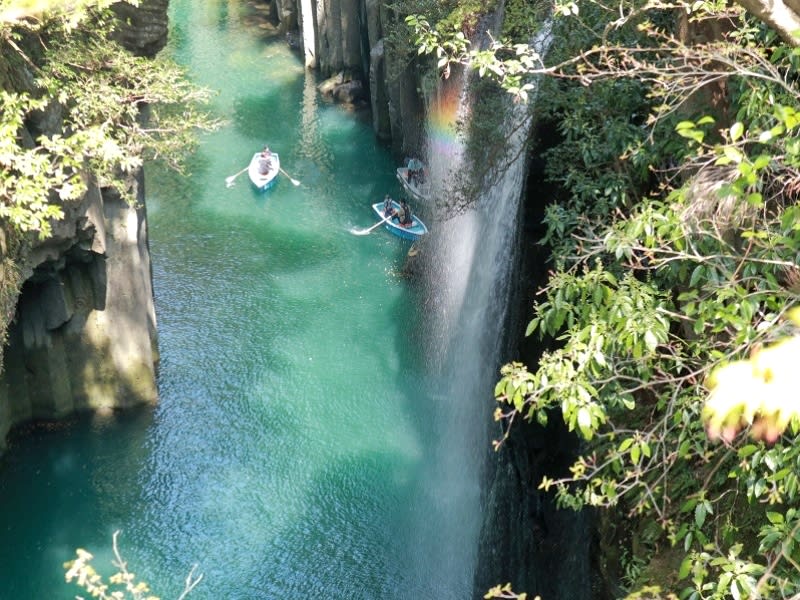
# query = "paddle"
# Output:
<box><xmin>351</xmin><ymin>214</ymin><xmax>392</xmax><ymax>236</ymax></box>
<box><xmin>279</xmin><ymin>167</ymin><xmax>301</xmax><ymax>186</ymax></box>
<box><xmin>225</xmin><ymin>166</ymin><xmax>248</xmax><ymax>188</ymax></box>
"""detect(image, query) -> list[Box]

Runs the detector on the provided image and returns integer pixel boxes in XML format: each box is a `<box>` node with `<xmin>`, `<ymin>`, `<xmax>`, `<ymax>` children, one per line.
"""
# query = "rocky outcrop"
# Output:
<box><xmin>0</xmin><ymin>173</ymin><xmax>158</xmax><ymax>452</ymax></box>
<box><xmin>111</xmin><ymin>0</ymin><xmax>170</xmax><ymax>57</ymax></box>
<box><xmin>318</xmin><ymin>70</ymin><xmax>368</xmax><ymax>105</ymax></box>
<box><xmin>282</xmin><ymin>0</ymin><xmax>424</xmax><ymax>153</ymax></box>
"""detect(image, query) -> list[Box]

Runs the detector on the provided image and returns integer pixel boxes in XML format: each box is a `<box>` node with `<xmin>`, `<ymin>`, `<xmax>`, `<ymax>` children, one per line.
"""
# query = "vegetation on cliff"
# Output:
<box><xmin>64</xmin><ymin>531</ymin><xmax>201</xmax><ymax>600</ymax></box>
<box><xmin>1</xmin><ymin>0</ymin><xmax>215</xmax><ymax>239</ymax></box>
<box><xmin>409</xmin><ymin>0</ymin><xmax>800</xmax><ymax>597</ymax></box>
<box><xmin>0</xmin><ymin>0</ymin><xmax>216</xmax><ymax>351</ymax></box>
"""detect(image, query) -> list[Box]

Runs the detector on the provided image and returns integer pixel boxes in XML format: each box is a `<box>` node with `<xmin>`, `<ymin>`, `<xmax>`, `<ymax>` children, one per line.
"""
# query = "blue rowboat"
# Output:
<box><xmin>248</xmin><ymin>151</ymin><xmax>280</xmax><ymax>191</ymax></box>
<box><xmin>371</xmin><ymin>201</ymin><xmax>428</xmax><ymax>241</ymax></box>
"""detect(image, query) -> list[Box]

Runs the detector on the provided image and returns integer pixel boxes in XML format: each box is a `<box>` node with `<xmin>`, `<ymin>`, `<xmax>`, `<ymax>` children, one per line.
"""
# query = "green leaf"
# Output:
<box><xmin>723</xmin><ymin>146</ymin><xmax>743</xmax><ymax>163</ymax></box>
<box><xmin>766</xmin><ymin>511</ymin><xmax>784</xmax><ymax>524</ymax></box>
<box><xmin>730</xmin><ymin>122</ymin><xmax>744</xmax><ymax>142</ymax></box>
<box><xmin>577</xmin><ymin>407</ymin><xmax>593</xmax><ymax>439</ymax></box>
<box><xmin>737</xmin><ymin>444</ymin><xmax>758</xmax><ymax>458</ymax></box>
<box><xmin>679</xmin><ymin>556</ymin><xmax>693</xmax><ymax>580</ymax></box>
<box><xmin>525</xmin><ymin>317</ymin><xmax>540</xmax><ymax>337</ymax></box>
<box><xmin>695</xmin><ymin>503</ymin><xmax>707</xmax><ymax>527</ymax></box>
<box><xmin>644</xmin><ymin>330</ymin><xmax>658</xmax><ymax>352</ymax></box>
<box><xmin>753</xmin><ymin>154</ymin><xmax>771</xmax><ymax>170</ymax></box>
<box><xmin>746</xmin><ymin>192</ymin><xmax>763</xmax><ymax>206</ymax></box>
<box><xmin>641</xmin><ymin>441</ymin><xmax>651</xmax><ymax>458</ymax></box>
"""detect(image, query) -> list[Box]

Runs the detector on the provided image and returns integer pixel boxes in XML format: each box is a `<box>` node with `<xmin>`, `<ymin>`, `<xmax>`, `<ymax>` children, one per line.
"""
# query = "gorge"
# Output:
<box><xmin>3</xmin><ymin>0</ymin><xmax>792</xmax><ymax>596</ymax></box>
<box><xmin>0</xmin><ymin>0</ymin><xmax>573</xmax><ymax>597</ymax></box>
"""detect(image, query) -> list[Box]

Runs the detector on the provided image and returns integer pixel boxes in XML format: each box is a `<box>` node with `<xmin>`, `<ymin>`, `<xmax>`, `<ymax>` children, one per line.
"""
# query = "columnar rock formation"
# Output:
<box><xmin>0</xmin><ymin>177</ymin><xmax>158</xmax><ymax>451</ymax></box>
<box><xmin>0</xmin><ymin>0</ymin><xmax>169</xmax><ymax>452</ymax></box>
<box><xmin>283</xmin><ymin>0</ymin><xmax>426</xmax><ymax>151</ymax></box>
<box><xmin>111</xmin><ymin>0</ymin><xmax>170</xmax><ymax>57</ymax></box>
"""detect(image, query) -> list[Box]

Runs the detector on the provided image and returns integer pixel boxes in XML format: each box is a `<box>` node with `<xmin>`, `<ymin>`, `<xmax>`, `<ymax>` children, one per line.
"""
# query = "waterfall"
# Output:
<box><xmin>400</xmin><ymin>18</ymin><xmax>576</xmax><ymax>599</ymax></box>
<box><xmin>405</xmin><ymin>23</ymin><xmax>553</xmax><ymax>598</ymax></box>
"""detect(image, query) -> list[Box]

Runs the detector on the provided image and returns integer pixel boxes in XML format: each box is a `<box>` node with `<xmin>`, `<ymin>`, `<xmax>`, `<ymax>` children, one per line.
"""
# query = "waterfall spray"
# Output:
<box><xmin>404</xmin><ymin>21</ymin><xmax>555</xmax><ymax>598</ymax></box>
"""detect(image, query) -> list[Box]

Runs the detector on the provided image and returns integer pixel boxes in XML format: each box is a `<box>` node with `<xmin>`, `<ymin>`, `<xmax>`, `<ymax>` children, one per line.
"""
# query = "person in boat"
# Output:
<box><xmin>383</xmin><ymin>194</ymin><xmax>395</xmax><ymax>217</ymax></box>
<box><xmin>398</xmin><ymin>199</ymin><xmax>413</xmax><ymax>227</ymax></box>
<box><xmin>407</xmin><ymin>157</ymin><xmax>424</xmax><ymax>185</ymax></box>
<box><xmin>259</xmin><ymin>146</ymin><xmax>272</xmax><ymax>175</ymax></box>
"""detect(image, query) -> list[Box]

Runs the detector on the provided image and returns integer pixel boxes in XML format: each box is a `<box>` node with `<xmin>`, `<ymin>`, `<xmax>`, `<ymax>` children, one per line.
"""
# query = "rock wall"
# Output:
<box><xmin>477</xmin><ymin>419</ymin><xmax>594</xmax><ymax>598</ymax></box>
<box><xmin>111</xmin><ymin>0</ymin><xmax>170</xmax><ymax>58</ymax></box>
<box><xmin>0</xmin><ymin>1</ymin><xmax>167</xmax><ymax>452</ymax></box>
<box><xmin>0</xmin><ymin>174</ymin><xmax>158</xmax><ymax>452</ymax></box>
<box><xmin>278</xmin><ymin>0</ymin><xmax>425</xmax><ymax>152</ymax></box>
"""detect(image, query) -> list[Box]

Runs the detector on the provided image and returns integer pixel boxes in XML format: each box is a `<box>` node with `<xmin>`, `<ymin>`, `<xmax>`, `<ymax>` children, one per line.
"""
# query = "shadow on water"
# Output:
<box><xmin>0</xmin><ymin>408</ymin><xmax>155</xmax><ymax>597</ymax></box>
<box><xmin>231</xmin><ymin>93</ymin><xmax>305</xmax><ymax>149</ymax></box>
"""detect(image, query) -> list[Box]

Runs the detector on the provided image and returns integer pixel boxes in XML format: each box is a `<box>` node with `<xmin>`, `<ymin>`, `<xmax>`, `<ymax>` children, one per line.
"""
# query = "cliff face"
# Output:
<box><xmin>0</xmin><ymin>1</ymin><xmax>168</xmax><ymax>452</ymax></box>
<box><xmin>278</xmin><ymin>0</ymin><xmax>425</xmax><ymax>153</ymax></box>
<box><xmin>111</xmin><ymin>0</ymin><xmax>170</xmax><ymax>57</ymax></box>
<box><xmin>0</xmin><ymin>177</ymin><xmax>158</xmax><ymax>450</ymax></box>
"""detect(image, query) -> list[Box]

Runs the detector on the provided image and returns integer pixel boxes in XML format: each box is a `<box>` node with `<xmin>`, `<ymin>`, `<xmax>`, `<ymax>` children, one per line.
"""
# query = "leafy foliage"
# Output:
<box><xmin>0</xmin><ymin>0</ymin><xmax>129</xmax><ymax>30</ymax></box>
<box><xmin>408</xmin><ymin>0</ymin><xmax>800</xmax><ymax>597</ymax></box>
<box><xmin>64</xmin><ymin>531</ymin><xmax>202</xmax><ymax>600</ymax></box>
<box><xmin>703</xmin><ymin>308</ymin><xmax>800</xmax><ymax>443</ymax></box>
<box><xmin>0</xmin><ymin>1</ymin><xmax>218</xmax><ymax>239</ymax></box>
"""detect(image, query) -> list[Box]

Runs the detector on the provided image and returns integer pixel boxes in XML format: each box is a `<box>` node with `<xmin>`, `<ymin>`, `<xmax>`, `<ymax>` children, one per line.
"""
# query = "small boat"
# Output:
<box><xmin>248</xmin><ymin>151</ymin><xmax>280</xmax><ymax>191</ymax></box>
<box><xmin>396</xmin><ymin>164</ymin><xmax>430</xmax><ymax>203</ymax></box>
<box><xmin>371</xmin><ymin>201</ymin><xmax>428</xmax><ymax>241</ymax></box>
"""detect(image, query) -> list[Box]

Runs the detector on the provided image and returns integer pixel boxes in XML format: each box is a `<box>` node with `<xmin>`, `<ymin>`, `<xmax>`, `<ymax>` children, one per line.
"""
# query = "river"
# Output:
<box><xmin>0</xmin><ymin>1</ymin><xmax>487</xmax><ymax>598</ymax></box>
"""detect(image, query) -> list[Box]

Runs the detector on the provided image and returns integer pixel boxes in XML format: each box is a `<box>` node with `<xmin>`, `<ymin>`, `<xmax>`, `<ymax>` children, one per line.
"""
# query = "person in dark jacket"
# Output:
<box><xmin>259</xmin><ymin>146</ymin><xmax>272</xmax><ymax>174</ymax></box>
<box><xmin>398</xmin><ymin>199</ymin><xmax>413</xmax><ymax>226</ymax></box>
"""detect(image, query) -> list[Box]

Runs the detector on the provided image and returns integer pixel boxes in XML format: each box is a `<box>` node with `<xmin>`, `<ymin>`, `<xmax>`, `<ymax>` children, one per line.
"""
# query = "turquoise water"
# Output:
<box><xmin>0</xmin><ymin>2</ymin><xmax>487</xmax><ymax>598</ymax></box>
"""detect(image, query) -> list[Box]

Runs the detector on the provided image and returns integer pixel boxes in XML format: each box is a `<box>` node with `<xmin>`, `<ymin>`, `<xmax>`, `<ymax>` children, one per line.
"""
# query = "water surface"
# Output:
<box><xmin>0</xmin><ymin>2</ymin><xmax>472</xmax><ymax>597</ymax></box>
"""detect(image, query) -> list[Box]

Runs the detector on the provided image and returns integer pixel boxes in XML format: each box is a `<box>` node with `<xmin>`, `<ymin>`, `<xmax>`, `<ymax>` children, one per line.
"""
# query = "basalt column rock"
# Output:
<box><xmin>111</xmin><ymin>0</ymin><xmax>170</xmax><ymax>57</ymax></box>
<box><xmin>365</xmin><ymin>0</ymin><xmax>391</xmax><ymax>140</ymax></box>
<box><xmin>314</xmin><ymin>0</ymin><xmax>364</xmax><ymax>76</ymax></box>
<box><xmin>273</xmin><ymin>0</ymin><xmax>299</xmax><ymax>34</ymax></box>
<box><xmin>0</xmin><ymin>173</ymin><xmax>158</xmax><ymax>452</ymax></box>
<box><xmin>369</xmin><ymin>38</ymin><xmax>391</xmax><ymax>140</ymax></box>
<box><xmin>282</xmin><ymin>0</ymin><xmax>423</xmax><ymax>150</ymax></box>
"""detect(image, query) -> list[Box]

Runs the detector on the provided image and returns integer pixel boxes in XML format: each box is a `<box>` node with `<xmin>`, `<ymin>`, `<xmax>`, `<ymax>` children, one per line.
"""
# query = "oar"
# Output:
<box><xmin>279</xmin><ymin>167</ymin><xmax>301</xmax><ymax>186</ymax></box>
<box><xmin>351</xmin><ymin>214</ymin><xmax>392</xmax><ymax>236</ymax></box>
<box><xmin>225</xmin><ymin>166</ymin><xmax>248</xmax><ymax>188</ymax></box>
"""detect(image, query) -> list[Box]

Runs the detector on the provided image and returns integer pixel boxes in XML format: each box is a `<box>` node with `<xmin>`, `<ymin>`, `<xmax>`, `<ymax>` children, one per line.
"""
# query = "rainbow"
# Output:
<box><xmin>426</xmin><ymin>74</ymin><xmax>468</xmax><ymax>162</ymax></box>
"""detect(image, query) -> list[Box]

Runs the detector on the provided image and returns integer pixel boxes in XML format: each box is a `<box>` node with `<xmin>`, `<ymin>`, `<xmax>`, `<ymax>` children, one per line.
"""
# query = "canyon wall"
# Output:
<box><xmin>0</xmin><ymin>178</ymin><xmax>158</xmax><ymax>450</ymax></box>
<box><xmin>0</xmin><ymin>0</ymin><xmax>168</xmax><ymax>451</ymax></box>
<box><xmin>272</xmin><ymin>0</ymin><xmax>426</xmax><ymax>153</ymax></box>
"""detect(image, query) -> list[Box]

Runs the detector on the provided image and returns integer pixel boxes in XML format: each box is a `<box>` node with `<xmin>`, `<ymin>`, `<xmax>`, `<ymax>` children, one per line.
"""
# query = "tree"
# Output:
<box><xmin>65</xmin><ymin>531</ymin><xmax>202</xmax><ymax>600</ymax></box>
<box><xmin>0</xmin><ymin>0</ymin><xmax>218</xmax><ymax>239</ymax></box>
<box><xmin>408</xmin><ymin>0</ymin><xmax>800</xmax><ymax>597</ymax></box>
